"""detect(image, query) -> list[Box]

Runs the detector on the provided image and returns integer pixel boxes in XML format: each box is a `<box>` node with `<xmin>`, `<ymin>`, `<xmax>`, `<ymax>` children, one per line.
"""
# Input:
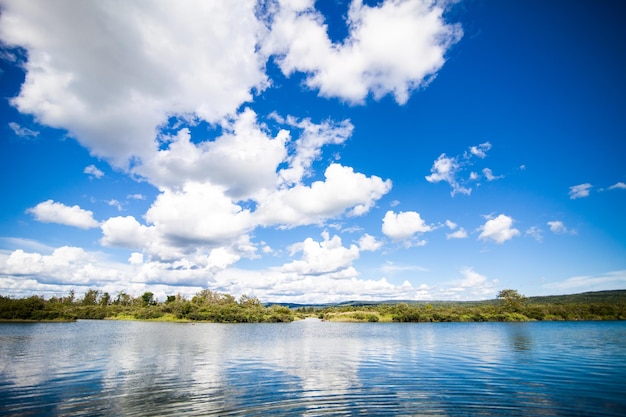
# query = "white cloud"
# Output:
<box><xmin>444</xmin><ymin>219</ymin><xmax>467</xmax><ymax>239</ymax></box>
<box><xmin>264</xmin><ymin>0</ymin><xmax>462</xmax><ymax>104</ymax></box>
<box><xmin>144</xmin><ymin>182</ymin><xmax>253</xmax><ymax>250</ymax></box>
<box><xmin>106</xmin><ymin>199</ymin><xmax>123</xmax><ymax>211</ymax></box>
<box><xmin>425</xmin><ymin>153</ymin><xmax>470</xmax><ymax>196</ymax></box>
<box><xmin>425</xmin><ymin>142</ymin><xmax>496</xmax><ymax>196</ymax></box>
<box><xmin>84</xmin><ymin>164</ymin><xmax>104</xmax><ymax>179</ymax></box>
<box><xmin>547</xmin><ymin>221</ymin><xmax>567</xmax><ymax>234</ymax></box>
<box><xmin>526</xmin><ymin>226</ymin><xmax>543</xmax><ymax>242</ymax></box>
<box><xmin>444</xmin><ymin>267</ymin><xmax>498</xmax><ymax>298</ymax></box>
<box><xmin>128</xmin><ymin>252</ymin><xmax>144</xmax><ymax>265</ymax></box>
<box><xmin>468</xmin><ymin>142</ymin><xmax>491</xmax><ymax>158</ymax></box>
<box><xmin>8</xmin><ymin>121</ymin><xmax>39</xmax><ymax>138</ymax></box>
<box><xmin>609</xmin><ymin>182</ymin><xmax>626</xmax><ymax>190</ymax></box>
<box><xmin>276</xmin><ymin>116</ymin><xmax>354</xmax><ymax>187</ymax></box>
<box><xmin>27</xmin><ymin>200</ymin><xmax>99</xmax><ymax>229</ymax></box>
<box><xmin>546</xmin><ymin>220</ymin><xmax>576</xmax><ymax>236</ymax></box>
<box><xmin>382</xmin><ymin>210</ymin><xmax>432</xmax><ymax>241</ymax></box>
<box><xmin>477</xmin><ymin>214</ymin><xmax>520</xmax><ymax>244</ymax></box>
<box><xmin>380</xmin><ymin>261</ymin><xmax>429</xmax><ymax>275</ymax></box>
<box><xmin>101</xmin><ymin>216</ymin><xmax>152</xmax><ymax>250</ymax></box>
<box><xmin>569</xmin><ymin>183</ymin><xmax>592</xmax><ymax>199</ymax></box>
<box><xmin>0</xmin><ymin>0</ymin><xmax>268</xmax><ymax>167</ymax></box>
<box><xmin>0</xmin><ymin>246</ymin><xmax>125</xmax><ymax>286</ymax></box>
<box><xmin>446</xmin><ymin>229</ymin><xmax>468</xmax><ymax>239</ymax></box>
<box><xmin>0</xmin><ymin>0</ymin><xmax>470</xmax><ymax>303</ymax></box>
<box><xmin>136</xmin><ymin>109</ymin><xmax>289</xmax><ymax>197</ymax></box>
<box><xmin>210</xmin><ymin>267</ymin><xmax>420</xmax><ymax>304</ymax></box>
<box><xmin>482</xmin><ymin>167</ymin><xmax>502</xmax><ymax>181</ymax></box>
<box><xmin>357</xmin><ymin>233</ymin><xmax>383</xmax><ymax>252</ymax></box>
<box><xmin>543</xmin><ymin>270</ymin><xmax>626</xmax><ymax>293</ymax></box>
<box><xmin>255</xmin><ymin>163</ymin><xmax>391</xmax><ymax>227</ymax></box>
<box><xmin>282</xmin><ymin>231</ymin><xmax>360</xmax><ymax>277</ymax></box>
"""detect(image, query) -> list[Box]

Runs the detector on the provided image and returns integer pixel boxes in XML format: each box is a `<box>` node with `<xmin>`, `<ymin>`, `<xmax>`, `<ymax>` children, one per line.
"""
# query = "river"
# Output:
<box><xmin>1</xmin><ymin>319</ymin><xmax>625</xmax><ymax>416</ymax></box>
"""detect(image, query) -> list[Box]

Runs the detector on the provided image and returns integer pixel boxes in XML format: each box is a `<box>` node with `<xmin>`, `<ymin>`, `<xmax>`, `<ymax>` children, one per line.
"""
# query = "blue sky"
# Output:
<box><xmin>0</xmin><ymin>0</ymin><xmax>624</xmax><ymax>303</ymax></box>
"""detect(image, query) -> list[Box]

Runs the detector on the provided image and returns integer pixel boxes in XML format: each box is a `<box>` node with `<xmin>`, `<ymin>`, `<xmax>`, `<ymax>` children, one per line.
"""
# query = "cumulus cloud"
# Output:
<box><xmin>264</xmin><ymin>0</ymin><xmax>462</xmax><ymax>104</ymax></box>
<box><xmin>282</xmin><ymin>231</ymin><xmax>359</xmax><ymax>277</ymax></box>
<box><xmin>0</xmin><ymin>0</ymin><xmax>467</xmax><ymax>302</ymax></box>
<box><xmin>477</xmin><ymin>214</ymin><xmax>520</xmax><ymax>244</ymax></box>
<box><xmin>425</xmin><ymin>141</ymin><xmax>494</xmax><ymax>196</ymax></box>
<box><xmin>468</xmin><ymin>142</ymin><xmax>491</xmax><ymax>158</ymax></box>
<box><xmin>358</xmin><ymin>233</ymin><xmax>383</xmax><ymax>252</ymax></box>
<box><xmin>84</xmin><ymin>164</ymin><xmax>104</xmax><ymax>179</ymax></box>
<box><xmin>136</xmin><ymin>109</ymin><xmax>288</xmax><ymax>196</ymax></box>
<box><xmin>609</xmin><ymin>182</ymin><xmax>626</xmax><ymax>190</ymax></box>
<box><xmin>145</xmin><ymin>182</ymin><xmax>253</xmax><ymax>248</ymax></box>
<box><xmin>275</xmin><ymin>115</ymin><xmax>354</xmax><ymax>186</ymax></box>
<box><xmin>382</xmin><ymin>210</ymin><xmax>432</xmax><ymax>241</ymax></box>
<box><xmin>547</xmin><ymin>220</ymin><xmax>576</xmax><ymax>236</ymax></box>
<box><xmin>444</xmin><ymin>219</ymin><xmax>467</xmax><ymax>239</ymax></box>
<box><xmin>444</xmin><ymin>267</ymin><xmax>498</xmax><ymax>298</ymax></box>
<box><xmin>482</xmin><ymin>168</ymin><xmax>502</xmax><ymax>181</ymax></box>
<box><xmin>27</xmin><ymin>200</ymin><xmax>99</xmax><ymax>229</ymax></box>
<box><xmin>446</xmin><ymin>229</ymin><xmax>468</xmax><ymax>239</ymax></box>
<box><xmin>425</xmin><ymin>153</ymin><xmax>470</xmax><ymax>196</ymax></box>
<box><xmin>0</xmin><ymin>246</ymin><xmax>125</xmax><ymax>286</ymax></box>
<box><xmin>0</xmin><ymin>0</ymin><xmax>268</xmax><ymax>167</ymax></box>
<box><xmin>569</xmin><ymin>183</ymin><xmax>592</xmax><ymax>199</ymax></box>
<box><xmin>547</xmin><ymin>221</ymin><xmax>567</xmax><ymax>234</ymax></box>
<box><xmin>255</xmin><ymin>164</ymin><xmax>392</xmax><ymax>227</ymax></box>
<box><xmin>100</xmin><ymin>216</ymin><xmax>151</xmax><ymax>250</ymax></box>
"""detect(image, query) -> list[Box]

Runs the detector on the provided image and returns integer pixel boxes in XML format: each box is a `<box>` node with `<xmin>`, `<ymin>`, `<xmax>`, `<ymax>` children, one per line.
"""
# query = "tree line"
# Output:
<box><xmin>0</xmin><ymin>289</ymin><xmax>294</xmax><ymax>323</ymax></box>
<box><xmin>315</xmin><ymin>289</ymin><xmax>626</xmax><ymax>322</ymax></box>
<box><xmin>2</xmin><ymin>289</ymin><xmax>625</xmax><ymax>323</ymax></box>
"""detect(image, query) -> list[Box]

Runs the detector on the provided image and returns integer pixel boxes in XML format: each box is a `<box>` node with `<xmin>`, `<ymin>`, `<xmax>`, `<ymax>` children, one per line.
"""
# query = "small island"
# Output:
<box><xmin>1</xmin><ymin>289</ymin><xmax>625</xmax><ymax>323</ymax></box>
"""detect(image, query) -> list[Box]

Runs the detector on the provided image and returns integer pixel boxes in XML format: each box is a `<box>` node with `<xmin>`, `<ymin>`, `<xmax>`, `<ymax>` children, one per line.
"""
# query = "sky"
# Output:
<box><xmin>0</xmin><ymin>0</ymin><xmax>625</xmax><ymax>304</ymax></box>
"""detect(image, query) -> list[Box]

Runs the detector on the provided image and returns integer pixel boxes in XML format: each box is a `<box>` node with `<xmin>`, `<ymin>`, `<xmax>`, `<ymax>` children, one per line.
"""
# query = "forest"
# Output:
<box><xmin>1</xmin><ymin>289</ymin><xmax>625</xmax><ymax>323</ymax></box>
<box><xmin>315</xmin><ymin>289</ymin><xmax>626</xmax><ymax>322</ymax></box>
<box><xmin>0</xmin><ymin>289</ymin><xmax>294</xmax><ymax>323</ymax></box>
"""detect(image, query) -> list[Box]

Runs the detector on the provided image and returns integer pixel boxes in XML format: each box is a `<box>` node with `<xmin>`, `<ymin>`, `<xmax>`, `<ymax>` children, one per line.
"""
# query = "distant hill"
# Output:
<box><xmin>266</xmin><ymin>290</ymin><xmax>626</xmax><ymax>309</ymax></box>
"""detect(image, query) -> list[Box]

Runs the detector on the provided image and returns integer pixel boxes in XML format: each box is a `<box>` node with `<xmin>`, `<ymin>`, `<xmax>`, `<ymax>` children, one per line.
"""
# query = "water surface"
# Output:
<box><xmin>1</xmin><ymin>320</ymin><xmax>625</xmax><ymax>416</ymax></box>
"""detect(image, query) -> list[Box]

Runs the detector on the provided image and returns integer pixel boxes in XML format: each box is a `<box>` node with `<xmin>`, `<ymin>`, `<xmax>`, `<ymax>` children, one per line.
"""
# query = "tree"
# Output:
<box><xmin>114</xmin><ymin>291</ymin><xmax>132</xmax><ymax>306</ymax></box>
<box><xmin>99</xmin><ymin>292</ymin><xmax>111</xmax><ymax>306</ymax></box>
<box><xmin>497</xmin><ymin>289</ymin><xmax>526</xmax><ymax>312</ymax></box>
<box><xmin>82</xmin><ymin>289</ymin><xmax>99</xmax><ymax>305</ymax></box>
<box><xmin>141</xmin><ymin>292</ymin><xmax>155</xmax><ymax>306</ymax></box>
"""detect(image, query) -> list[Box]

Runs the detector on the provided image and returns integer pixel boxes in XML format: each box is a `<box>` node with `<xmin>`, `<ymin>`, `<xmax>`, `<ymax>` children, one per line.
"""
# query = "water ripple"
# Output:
<box><xmin>1</xmin><ymin>321</ymin><xmax>625</xmax><ymax>416</ymax></box>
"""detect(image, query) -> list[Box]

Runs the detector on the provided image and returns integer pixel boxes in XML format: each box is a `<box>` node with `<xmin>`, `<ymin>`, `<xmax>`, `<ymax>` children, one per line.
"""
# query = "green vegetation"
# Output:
<box><xmin>0</xmin><ymin>289</ymin><xmax>294</xmax><ymax>323</ymax></box>
<box><xmin>2</xmin><ymin>289</ymin><xmax>625</xmax><ymax>323</ymax></box>
<box><xmin>314</xmin><ymin>289</ymin><xmax>626</xmax><ymax>322</ymax></box>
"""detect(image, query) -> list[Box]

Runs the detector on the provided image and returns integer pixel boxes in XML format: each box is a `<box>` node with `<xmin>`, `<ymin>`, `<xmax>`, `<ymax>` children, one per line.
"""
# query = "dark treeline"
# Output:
<box><xmin>0</xmin><ymin>289</ymin><xmax>294</xmax><ymax>323</ymax></box>
<box><xmin>2</xmin><ymin>289</ymin><xmax>625</xmax><ymax>323</ymax></box>
<box><xmin>315</xmin><ymin>290</ymin><xmax>626</xmax><ymax>322</ymax></box>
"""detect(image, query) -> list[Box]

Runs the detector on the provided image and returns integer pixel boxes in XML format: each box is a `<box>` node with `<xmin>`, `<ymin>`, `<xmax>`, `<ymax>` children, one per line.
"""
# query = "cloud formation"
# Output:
<box><xmin>264</xmin><ymin>0</ymin><xmax>462</xmax><ymax>104</ymax></box>
<box><xmin>27</xmin><ymin>200</ymin><xmax>99</xmax><ymax>229</ymax></box>
<box><xmin>425</xmin><ymin>141</ymin><xmax>496</xmax><ymax>196</ymax></box>
<box><xmin>477</xmin><ymin>214</ymin><xmax>520</xmax><ymax>244</ymax></box>
<box><xmin>84</xmin><ymin>165</ymin><xmax>104</xmax><ymax>179</ymax></box>
<box><xmin>8</xmin><ymin>122</ymin><xmax>39</xmax><ymax>138</ymax></box>
<box><xmin>0</xmin><ymin>0</ymin><xmax>268</xmax><ymax>167</ymax></box>
<box><xmin>569</xmin><ymin>183</ymin><xmax>592</xmax><ymax>199</ymax></box>
<box><xmin>382</xmin><ymin>210</ymin><xmax>432</xmax><ymax>241</ymax></box>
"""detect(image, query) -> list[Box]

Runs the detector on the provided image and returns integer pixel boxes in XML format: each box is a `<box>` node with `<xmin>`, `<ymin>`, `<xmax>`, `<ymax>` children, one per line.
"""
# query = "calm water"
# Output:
<box><xmin>1</xmin><ymin>320</ymin><xmax>625</xmax><ymax>416</ymax></box>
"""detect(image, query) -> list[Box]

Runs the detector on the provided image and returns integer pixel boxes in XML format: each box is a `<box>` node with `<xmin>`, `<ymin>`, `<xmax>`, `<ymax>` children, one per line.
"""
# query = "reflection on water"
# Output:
<box><xmin>1</xmin><ymin>320</ymin><xmax>625</xmax><ymax>416</ymax></box>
